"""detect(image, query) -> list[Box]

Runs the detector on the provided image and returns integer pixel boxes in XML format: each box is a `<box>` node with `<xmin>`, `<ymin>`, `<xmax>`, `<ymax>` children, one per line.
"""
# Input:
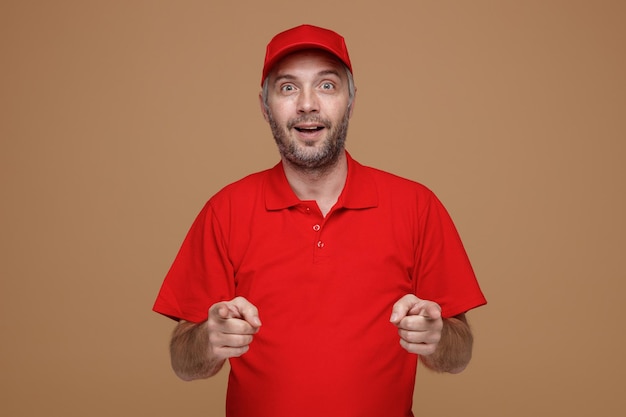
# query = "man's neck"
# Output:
<box><xmin>282</xmin><ymin>151</ymin><xmax>348</xmax><ymax>217</ymax></box>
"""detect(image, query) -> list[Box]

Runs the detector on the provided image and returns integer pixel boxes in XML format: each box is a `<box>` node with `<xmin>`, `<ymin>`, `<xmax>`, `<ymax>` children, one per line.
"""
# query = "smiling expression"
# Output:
<box><xmin>261</xmin><ymin>49</ymin><xmax>354</xmax><ymax>171</ymax></box>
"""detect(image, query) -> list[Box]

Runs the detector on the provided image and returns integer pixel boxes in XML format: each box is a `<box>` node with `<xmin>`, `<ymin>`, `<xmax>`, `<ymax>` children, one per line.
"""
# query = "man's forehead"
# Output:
<box><xmin>270</xmin><ymin>49</ymin><xmax>346</xmax><ymax>79</ymax></box>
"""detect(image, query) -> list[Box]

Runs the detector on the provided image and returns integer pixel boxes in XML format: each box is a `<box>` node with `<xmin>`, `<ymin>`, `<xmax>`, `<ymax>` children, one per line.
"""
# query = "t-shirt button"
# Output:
<box><xmin>317</xmin><ymin>241</ymin><xmax>325</xmax><ymax>248</ymax></box>
<box><xmin>313</xmin><ymin>224</ymin><xmax>321</xmax><ymax>231</ymax></box>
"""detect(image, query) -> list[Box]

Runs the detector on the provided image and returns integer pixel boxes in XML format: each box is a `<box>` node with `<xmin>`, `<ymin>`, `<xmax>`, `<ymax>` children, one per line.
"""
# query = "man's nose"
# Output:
<box><xmin>297</xmin><ymin>88</ymin><xmax>319</xmax><ymax>114</ymax></box>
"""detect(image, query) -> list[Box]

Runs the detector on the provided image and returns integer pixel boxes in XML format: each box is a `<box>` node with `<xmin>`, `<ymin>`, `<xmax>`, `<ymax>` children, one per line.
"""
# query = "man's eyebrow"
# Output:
<box><xmin>317</xmin><ymin>69</ymin><xmax>342</xmax><ymax>78</ymax></box>
<box><xmin>273</xmin><ymin>74</ymin><xmax>297</xmax><ymax>84</ymax></box>
<box><xmin>273</xmin><ymin>69</ymin><xmax>343</xmax><ymax>85</ymax></box>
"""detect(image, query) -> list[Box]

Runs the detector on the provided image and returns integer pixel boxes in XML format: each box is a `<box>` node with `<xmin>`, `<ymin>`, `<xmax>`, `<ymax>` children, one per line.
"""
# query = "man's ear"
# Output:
<box><xmin>348</xmin><ymin>87</ymin><xmax>357</xmax><ymax>118</ymax></box>
<box><xmin>259</xmin><ymin>92</ymin><xmax>269</xmax><ymax>122</ymax></box>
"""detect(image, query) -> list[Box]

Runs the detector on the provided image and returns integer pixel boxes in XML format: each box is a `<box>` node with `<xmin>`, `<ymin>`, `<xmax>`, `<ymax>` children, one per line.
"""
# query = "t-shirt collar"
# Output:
<box><xmin>265</xmin><ymin>151</ymin><xmax>378</xmax><ymax>211</ymax></box>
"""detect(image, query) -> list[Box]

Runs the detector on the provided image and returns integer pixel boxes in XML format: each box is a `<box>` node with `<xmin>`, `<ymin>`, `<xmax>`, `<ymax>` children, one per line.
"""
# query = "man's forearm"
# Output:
<box><xmin>420</xmin><ymin>313</ymin><xmax>473</xmax><ymax>373</ymax></box>
<box><xmin>170</xmin><ymin>320</ymin><xmax>225</xmax><ymax>381</ymax></box>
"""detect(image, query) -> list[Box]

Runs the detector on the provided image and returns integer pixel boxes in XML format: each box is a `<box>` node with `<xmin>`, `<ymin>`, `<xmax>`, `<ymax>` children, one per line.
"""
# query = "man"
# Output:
<box><xmin>154</xmin><ymin>24</ymin><xmax>486</xmax><ymax>417</ymax></box>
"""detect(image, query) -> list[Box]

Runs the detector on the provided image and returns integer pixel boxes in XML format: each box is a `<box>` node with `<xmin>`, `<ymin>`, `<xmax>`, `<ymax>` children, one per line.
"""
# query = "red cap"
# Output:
<box><xmin>261</xmin><ymin>24</ymin><xmax>352</xmax><ymax>85</ymax></box>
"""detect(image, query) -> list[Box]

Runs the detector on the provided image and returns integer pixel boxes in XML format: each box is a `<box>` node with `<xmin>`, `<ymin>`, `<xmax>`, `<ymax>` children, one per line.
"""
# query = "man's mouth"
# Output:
<box><xmin>288</xmin><ymin>116</ymin><xmax>330</xmax><ymax>133</ymax></box>
<box><xmin>294</xmin><ymin>125</ymin><xmax>325</xmax><ymax>133</ymax></box>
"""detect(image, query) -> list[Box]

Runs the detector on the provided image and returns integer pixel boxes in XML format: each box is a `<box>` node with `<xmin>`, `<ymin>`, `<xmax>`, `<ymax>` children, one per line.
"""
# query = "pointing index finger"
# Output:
<box><xmin>409</xmin><ymin>302</ymin><xmax>442</xmax><ymax>320</ymax></box>
<box><xmin>229</xmin><ymin>297</ymin><xmax>262</xmax><ymax>328</ymax></box>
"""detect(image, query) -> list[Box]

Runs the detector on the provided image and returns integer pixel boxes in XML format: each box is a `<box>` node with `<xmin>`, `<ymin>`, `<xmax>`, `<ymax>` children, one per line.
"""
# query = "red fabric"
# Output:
<box><xmin>153</xmin><ymin>152</ymin><xmax>486</xmax><ymax>417</ymax></box>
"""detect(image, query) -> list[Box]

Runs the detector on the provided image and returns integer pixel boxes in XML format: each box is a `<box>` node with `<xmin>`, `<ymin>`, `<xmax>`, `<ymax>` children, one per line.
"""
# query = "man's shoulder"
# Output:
<box><xmin>224</xmin><ymin>168</ymin><xmax>273</xmax><ymax>191</ymax></box>
<box><xmin>209</xmin><ymin>167</ymin><xmax>274</xmax><ymax>204</ymax></box>
<box><xmin>355</xmin><ymin>160</ymin><xmax>433</xmax><ymax>195</ymax></box>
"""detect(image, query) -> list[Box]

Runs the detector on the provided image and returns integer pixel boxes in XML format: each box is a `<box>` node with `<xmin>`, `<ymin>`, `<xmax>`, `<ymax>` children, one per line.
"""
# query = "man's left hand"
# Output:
<box><xmin>390</xmin><ymin>294</ymin><xmax>443</xmax><ymax>355</ymax></box>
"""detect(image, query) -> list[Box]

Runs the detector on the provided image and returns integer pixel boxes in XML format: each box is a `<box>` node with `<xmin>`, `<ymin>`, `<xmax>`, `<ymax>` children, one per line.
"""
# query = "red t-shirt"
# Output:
<box><xmin>154</xmin><ymin>152</ymin><xmax>486</xmax><ymax>417</ymax></box>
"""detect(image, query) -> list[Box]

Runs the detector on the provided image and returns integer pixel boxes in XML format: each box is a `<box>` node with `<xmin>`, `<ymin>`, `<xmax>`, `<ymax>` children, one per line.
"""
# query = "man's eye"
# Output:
<box><xmin>281</xmin><ymin>84</ymin><xmax>295</xmax><ymax>92</ymax></box>
<box><xmin>321</xmin><ymin>82</ymin><xmax>334</xmax><ymax>90</ymax></box>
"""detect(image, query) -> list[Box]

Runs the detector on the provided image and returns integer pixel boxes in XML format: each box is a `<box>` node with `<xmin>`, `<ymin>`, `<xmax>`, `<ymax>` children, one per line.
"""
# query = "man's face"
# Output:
<box><xmin>262</xmin><ymin>50</ymin><xmax>353</xmax><ymax>171</ymax></box>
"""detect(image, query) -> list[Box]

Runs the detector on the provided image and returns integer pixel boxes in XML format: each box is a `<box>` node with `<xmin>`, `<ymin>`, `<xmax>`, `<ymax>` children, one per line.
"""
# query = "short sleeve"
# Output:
<box><xmin>152</xmin><ymin>201</ymin><xmax>236</xmax><ymax>323</ymax></box>
<box><xmin>413</xmin><ymin>191</ymin><xmax>486</xmax><ymax>318</ymax></box>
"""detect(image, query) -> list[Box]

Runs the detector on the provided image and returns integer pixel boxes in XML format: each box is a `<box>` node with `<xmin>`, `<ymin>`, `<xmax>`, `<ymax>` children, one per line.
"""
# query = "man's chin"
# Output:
<box><xmin>284</xmin><ymin>147</ymin><xmax>344</xmax><ymax>170</ymax></box>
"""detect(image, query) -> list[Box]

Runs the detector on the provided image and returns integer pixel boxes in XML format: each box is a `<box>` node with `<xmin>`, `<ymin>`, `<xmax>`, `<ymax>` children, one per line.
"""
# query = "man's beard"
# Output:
<box><xmin>268</xmin><ymin>110</ymin><xmax>350</xmax><ymax>172</ymax></box>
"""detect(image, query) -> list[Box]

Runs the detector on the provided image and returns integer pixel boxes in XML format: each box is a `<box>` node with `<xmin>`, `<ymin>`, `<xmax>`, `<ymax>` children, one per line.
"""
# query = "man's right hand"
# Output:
<box><xmin>170</xmin><ymin>296</ymin><xmax>261</xmax><ymax>380</ymax></box>
<box><xmin>207</xmin><ymin>296</ymin><xmax>262</xmax><ymax>360</ymax></box>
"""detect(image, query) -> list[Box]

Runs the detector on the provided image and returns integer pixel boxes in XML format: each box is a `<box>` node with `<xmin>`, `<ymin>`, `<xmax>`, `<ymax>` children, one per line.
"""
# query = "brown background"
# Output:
<box><xmin>2</xmin><ymin>1</ymin><xmax>625</xmax><ymax>416</ymax></box>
